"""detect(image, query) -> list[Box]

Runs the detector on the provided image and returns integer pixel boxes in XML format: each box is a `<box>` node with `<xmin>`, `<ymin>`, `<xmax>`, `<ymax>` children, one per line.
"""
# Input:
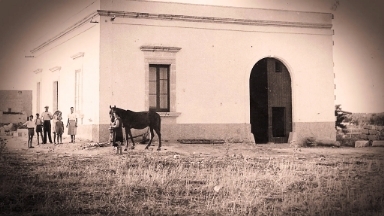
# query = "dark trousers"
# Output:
<box><xmin>43</xmin><ymin>120</ymin><xmax>52</xmax><ymax>143</ymax></box>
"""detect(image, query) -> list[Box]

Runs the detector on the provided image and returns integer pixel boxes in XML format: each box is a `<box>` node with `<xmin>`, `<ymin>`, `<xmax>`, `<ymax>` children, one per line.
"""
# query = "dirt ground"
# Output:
<box><xmin>3</xmin><ymin>134</ymin><xmax>384</xmax><ymax>159</ymax></box>
<box><xmin>2</xmin><ymin>134</ymin><xmax>384</xmax><ymax>215</ymax></box>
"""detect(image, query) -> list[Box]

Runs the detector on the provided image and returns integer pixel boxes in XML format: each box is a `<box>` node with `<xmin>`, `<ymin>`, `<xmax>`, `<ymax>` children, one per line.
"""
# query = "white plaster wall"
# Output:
<box><xmin>98</xmin><ymin>0</ymin><xmax>334</xmax><ymax>125</ymax></box>
<box><xmin>30</xmin><ymin>16</ymin><xmax>100</xmax><ymax>126</ymax></box>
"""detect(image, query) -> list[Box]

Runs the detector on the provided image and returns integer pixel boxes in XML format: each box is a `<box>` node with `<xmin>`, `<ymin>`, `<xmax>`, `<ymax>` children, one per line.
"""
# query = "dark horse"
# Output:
<box><xmin>109</xmin><ymin>105</ymin><xmax>162</xmax><ymax>151</ymax></box>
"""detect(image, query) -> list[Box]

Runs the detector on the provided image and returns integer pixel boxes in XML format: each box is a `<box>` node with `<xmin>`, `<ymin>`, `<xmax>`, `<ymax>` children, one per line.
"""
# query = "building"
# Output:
<box><xmin>30</xmin><ymin>0</ymin><xmax>336</xmax><ymax>144</ymax></box>
<box><xmin>0</xmin><ymin>90</ymin><xmax>32</xmax><ymax>124</ymax></box>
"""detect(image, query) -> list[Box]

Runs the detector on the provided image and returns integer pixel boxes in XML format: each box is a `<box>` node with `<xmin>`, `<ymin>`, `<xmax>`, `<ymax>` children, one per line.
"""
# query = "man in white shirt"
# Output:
<box><xmin>41</xmin><ymin>106</ymin><xmax>53</xmax><ymax>144</ymax></box>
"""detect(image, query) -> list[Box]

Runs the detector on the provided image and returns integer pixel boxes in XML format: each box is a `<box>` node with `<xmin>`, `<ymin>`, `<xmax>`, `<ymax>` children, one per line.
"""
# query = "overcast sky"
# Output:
<box><xmin>0</xmin><ymin>0</ymin><xmax>383</xmax><ymax>113</ymax></box>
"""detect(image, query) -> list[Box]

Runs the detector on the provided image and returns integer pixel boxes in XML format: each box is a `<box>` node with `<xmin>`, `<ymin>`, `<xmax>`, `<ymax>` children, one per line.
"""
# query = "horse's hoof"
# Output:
<box><xmin>145</xmin><ymin>147</ymin><xmax>149</xmax><ymax>150</ymax></box>
<box><xmin>157</xmin><ymin>148</ymin><xmax>161</xmax><ymax>151</ymax></box>
<box><xmin>124</xmin><ymin>148</ymin><xmax>127</xmax><ymax>151</ymax></box>
<box><xmin>130</xmin><ymin>146</ymin><xmax>135</xmax><ymax>150</ymax></box>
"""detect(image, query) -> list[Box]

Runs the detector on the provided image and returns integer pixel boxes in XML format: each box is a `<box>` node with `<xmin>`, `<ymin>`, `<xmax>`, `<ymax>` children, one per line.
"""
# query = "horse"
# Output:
<box><xmin>109</xmin><ymin>105</ymin><xmax>162</xmax><ymax>151</ymax></box>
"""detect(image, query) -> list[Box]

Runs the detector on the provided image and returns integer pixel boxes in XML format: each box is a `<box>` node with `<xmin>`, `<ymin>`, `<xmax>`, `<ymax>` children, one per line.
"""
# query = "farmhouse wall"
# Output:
<box><xmin>29</xmin><ymin>1</ymin><xmax>101</xmax><ymax>141</ymax></box>
<box><xmin>98</xmin><ymin>0</ymin><xmax>335</xmax><ymax>142</ymax></box>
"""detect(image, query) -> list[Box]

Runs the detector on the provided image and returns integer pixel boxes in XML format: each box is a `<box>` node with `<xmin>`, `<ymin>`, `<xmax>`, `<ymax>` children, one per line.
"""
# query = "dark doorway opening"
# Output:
<box><xmin>250</xmin><ymin>58</ymin><xmax>269</xmax><ymax>143</ymax></box>
<box><xmin>272</xmin><ymin>107</ymin><xmax>285</xmax><ymax>137</ymax></box>
<box><xmin>249</xmin><ymin>58</ymin><xmax>292</xmax><ymax>144</ymax></box>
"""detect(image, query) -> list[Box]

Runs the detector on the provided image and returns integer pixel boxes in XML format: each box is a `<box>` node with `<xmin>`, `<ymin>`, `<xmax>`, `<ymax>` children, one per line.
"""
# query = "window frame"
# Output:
<box><xmin>149</xmin><ymin>64</ymin><xmax>171</xmax><ymax>112</ymax></box>
<box><xmin>141</xmin><ymin>46</ymin><xmax>181</xmax><ymax>117</ymax></box>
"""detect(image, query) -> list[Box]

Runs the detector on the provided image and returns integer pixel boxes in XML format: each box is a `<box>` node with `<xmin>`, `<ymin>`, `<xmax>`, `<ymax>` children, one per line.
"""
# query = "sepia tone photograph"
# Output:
<box><xmin>0</xmin><ymin>0</ymin><xmax>383</xmax><ymax>215</ymax></box>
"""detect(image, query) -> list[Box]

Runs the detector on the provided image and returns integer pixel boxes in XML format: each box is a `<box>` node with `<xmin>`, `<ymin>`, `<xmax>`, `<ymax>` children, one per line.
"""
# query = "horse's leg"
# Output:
<box><xmin>145</xmin><ymin>127</ymin><xmax>155</xmax><ymax>150</ymax></box>
<box><xmin>128</xmin><ymin>129</ymin><xmax>135</xmax><ymax>149</ymax></box>
<box><xmin>154</xmin><ymin>127</ymin><xmax>161</xmax><ymax>151</ymax></box>
<box><xmin>124</xmin><ymin>128</ymin><xmax>129</xmax><ymax>151</ymax></box>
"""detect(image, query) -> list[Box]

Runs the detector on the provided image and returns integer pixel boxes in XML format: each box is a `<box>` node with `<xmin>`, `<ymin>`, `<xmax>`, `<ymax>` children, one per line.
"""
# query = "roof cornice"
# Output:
<box><xmin>30</xmin><ymin>11</ymin><xmax>98</xmax><ymax>54</ymax></box>
<box><xmin>97</xmin><ymin>10</ymin><xmax>332</xmax><ymax>29</ymax></box>
<box><xmin>30</xmin><ymin>8</ymin><xmax>332</xmax><ymax>55</ymax></box>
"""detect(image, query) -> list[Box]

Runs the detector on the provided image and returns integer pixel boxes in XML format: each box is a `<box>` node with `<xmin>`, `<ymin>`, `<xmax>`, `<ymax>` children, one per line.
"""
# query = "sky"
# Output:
<box><xmin>0</xmin><ymin>0</ymin><xmax>383</xmax><ymax>113</ymax></box>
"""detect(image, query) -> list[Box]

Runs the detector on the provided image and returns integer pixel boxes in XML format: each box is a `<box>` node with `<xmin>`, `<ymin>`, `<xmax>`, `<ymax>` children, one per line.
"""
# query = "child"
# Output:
<box><xmin>55</xmin><ymin>116</ymin><xmax>64</xmax><ymax>144</ymax></box>
<box><xmin>35</xmin><ymin>113</ymin><xmax>44</xmax><ymax>145</ymax></box>
<box><xmin>23</xmin><ymin>115</ymin><xmax>35</xmax><ymax>148</ymax></box>
<box><xmin>52</xmin><ymin>114</ymin><xmax>58</xmax><ymax>144</ymax></box>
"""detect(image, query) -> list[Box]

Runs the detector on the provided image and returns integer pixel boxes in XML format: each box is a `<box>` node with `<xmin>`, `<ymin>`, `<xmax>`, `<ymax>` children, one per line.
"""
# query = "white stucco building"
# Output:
<box><xmin>31</xmin><ymin>0</ymin><xmax>336</xmax><ymax>144</ymax></box>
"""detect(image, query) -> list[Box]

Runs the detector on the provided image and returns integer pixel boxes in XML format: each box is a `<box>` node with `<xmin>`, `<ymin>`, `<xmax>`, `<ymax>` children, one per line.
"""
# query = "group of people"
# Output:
<box><xmin>23</xmin><ymin>106</ymin><xmax>78</xmax><ymax>148</ymax></box>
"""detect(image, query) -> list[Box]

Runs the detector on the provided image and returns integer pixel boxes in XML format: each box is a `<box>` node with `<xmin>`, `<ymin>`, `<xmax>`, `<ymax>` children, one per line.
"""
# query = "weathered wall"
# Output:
<box><xmin>0</xmin><ymin>90</ymin><xmax>32</xmax><ymax>115</ymax></box>
<box><xmin>30</xmin><ymin>0</ymin><xmax>101</xmax><ymax>141</ymax></box>
<box><xmin>98</xmin><ymin>0</ymin><xmax>335</xmax><ymax>142</ymax></box>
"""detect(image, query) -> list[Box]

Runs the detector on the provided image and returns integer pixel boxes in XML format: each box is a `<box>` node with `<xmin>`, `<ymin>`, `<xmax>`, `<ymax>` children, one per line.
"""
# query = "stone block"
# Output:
<box><xmin>372</xmin><ymin>141</ymin><xmax>384</xmax><ymax>147</ymax></box>
<box><xmin>368</xmin><ymin>130</ymin><xmax>378</xmax><ymax>135</ymax></box>
<box><xmin>355</xmin><ymin>140</ymin><xmax>369</xmax><ymax>148</ymax></box>
<box><xmin>364</xmin><ymin>125</ymin><xmax>376</xmax><ymax>130</ymax></box>
<box><xmin>368</xmin><ymin>135</ymin><xmax>378</xmax><ymax>141</ymax></box>
<box><xmin>316</xmin><ymin>139</ymin><xmax>340</xmax><ymax>147</ymax></box>
<box><xmin>359</xmin><ymin>134</ymin><xmax>368</xmax><ymax>140</ymax></box>
<box><xmin>361</xmin><ymin>129</ymin><xmax>369</xmax><ymax>134</ymax></box>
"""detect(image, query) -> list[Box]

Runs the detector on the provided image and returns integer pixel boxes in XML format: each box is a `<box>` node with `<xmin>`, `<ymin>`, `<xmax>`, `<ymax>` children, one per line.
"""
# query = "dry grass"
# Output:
<box><xmin>1</xmin><ymin>142</ymin><xmax>384</xmax><ymax>215</ymax></box>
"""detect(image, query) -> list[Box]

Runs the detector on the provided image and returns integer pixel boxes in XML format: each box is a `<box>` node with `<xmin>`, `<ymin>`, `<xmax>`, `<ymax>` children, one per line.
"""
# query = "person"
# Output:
<box><xmin>55</xmin><ymin>116</ymin><xmax>64</xmax><ymax>144</ymax></box>
<box><xmin>23</xmin><ymin>115</ymin><xmax>35</xmax><ymax>148</ymax></box>
<box><xmin>35</xmin><ymin>113</ymin><xmax>44</xmax><ymax>145</ymax></box>
<box><xmin>110</xmin><ymin>111</ymin><xmax>123</xmax><ymax>154</ymax></box>
<box><xmin>41</xmin><ymin>106</ymin><xmax>53</xmax><ymax>144</ymax></box>
<box><xmin>52</xmin><ymin>114</ymin><xmax>58</xmax><ymax>144</ymax></box>
<box><xmin>66</xmin><ymin>107</ymin><xmax>77</xmax><ymax>143</ymax></box>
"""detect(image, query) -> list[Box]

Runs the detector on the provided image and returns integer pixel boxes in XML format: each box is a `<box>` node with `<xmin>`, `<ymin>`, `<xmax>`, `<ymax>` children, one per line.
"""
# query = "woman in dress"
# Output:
<box><xmin>66</xmin><ymin>107</ymin><xmax>77</xmax><ymax>143</ymax></box>
<box><xmin>110</xmin><ymin>111</ymin><xmax>123</xmax><ymax>154</ymax></box>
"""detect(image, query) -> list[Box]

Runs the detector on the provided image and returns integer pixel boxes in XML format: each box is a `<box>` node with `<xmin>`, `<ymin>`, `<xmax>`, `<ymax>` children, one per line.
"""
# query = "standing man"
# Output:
<box><xmin>41</xmin><ymin>106</ymin><xmax>53</xmax><ymax>144</ymax></box>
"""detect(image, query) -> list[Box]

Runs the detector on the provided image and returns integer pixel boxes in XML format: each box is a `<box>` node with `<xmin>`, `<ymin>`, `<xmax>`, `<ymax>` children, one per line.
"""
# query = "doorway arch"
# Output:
<box><xmin>250</xmin><ymin>58</ymin><xmax>292</xmax><ymax>143</ymax></box>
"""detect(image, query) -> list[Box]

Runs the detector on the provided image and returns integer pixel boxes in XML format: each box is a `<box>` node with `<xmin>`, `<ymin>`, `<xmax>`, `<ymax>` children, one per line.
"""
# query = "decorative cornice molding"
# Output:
<box><xmin>97</xmin><ymin>10</ymin><xmax>332</xmax><ymax>29</ymax></box>
<box><xmin>140</xmin><ymin>46</ymin><xmax>181</xmax><ymax>53</ymax></box>
<box><xmin>71</xmin><ymin>52</ymin><xmax>85</xmax><ymax>60</ymax></box>
<box><xmin>49</xmin><ymin>66</ymin><xmax>61</xmax><ymax>72</ymax></box>
<box><xmin>30</xmin><ymin>11</ymin><xmax>98</xmax><ymax>54</ymax></box>
<box><xmin>30</xmin><ymin>8</ymin><xmax>331</xmax><ymax>55</ymax></box>
<box><xmin>33</xmin><ymin>69</ymin><xmax>43</xmax><ymax>74</ymax></box>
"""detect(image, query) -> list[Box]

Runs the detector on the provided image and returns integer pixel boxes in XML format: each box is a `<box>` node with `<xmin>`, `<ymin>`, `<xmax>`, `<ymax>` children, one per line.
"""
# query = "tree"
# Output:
<box><xmin>335</xmin><ymin>105</ymin><xmax>352</xmax><ymax>129</ymax></box>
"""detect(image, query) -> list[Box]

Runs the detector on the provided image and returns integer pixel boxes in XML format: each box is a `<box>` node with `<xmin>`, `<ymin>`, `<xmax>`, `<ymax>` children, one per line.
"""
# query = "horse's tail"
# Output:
<box><xmin>158</xmin><ymin>113</ymin><xmax>161</xmax><ymax>132</ymax></box>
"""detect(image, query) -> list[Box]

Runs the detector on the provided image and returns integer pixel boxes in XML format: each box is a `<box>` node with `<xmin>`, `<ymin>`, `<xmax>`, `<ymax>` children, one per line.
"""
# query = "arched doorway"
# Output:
<box><xmin>250</xmin><ymin>58</ymin><xmax>292</xmax><ymax>143</ymax></box>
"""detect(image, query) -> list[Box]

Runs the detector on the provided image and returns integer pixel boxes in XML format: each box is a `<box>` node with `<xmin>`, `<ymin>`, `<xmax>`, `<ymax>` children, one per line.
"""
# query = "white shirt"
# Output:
<box><xmin>24</xmin><ymin>120</ymin><xmax>35</xmax><ymax>128</ymax></box>
<box><xmin>41</xmin><ymin>111</ymin><xmax>52</xmax><ymax>121</ymax></box>
<box><xmin>68</xmin><ymin>113</ymin><xmax>77</xmax><ymax>120</ymax></box>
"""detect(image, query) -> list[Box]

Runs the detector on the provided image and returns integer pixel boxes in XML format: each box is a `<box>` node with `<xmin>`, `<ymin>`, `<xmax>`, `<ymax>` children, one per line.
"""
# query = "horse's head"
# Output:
<box><xmin>109</xmin><ymin>105</ymin><xmax>116</xmax><ymax>122</ymax></box>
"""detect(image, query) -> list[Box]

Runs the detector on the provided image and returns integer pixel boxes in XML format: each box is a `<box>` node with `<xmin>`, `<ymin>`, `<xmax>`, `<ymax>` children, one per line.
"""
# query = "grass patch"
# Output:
<box><xmin>1</xmin><ymin>148</ymin><xmax>384</xmax><ymax>215</ymax></box>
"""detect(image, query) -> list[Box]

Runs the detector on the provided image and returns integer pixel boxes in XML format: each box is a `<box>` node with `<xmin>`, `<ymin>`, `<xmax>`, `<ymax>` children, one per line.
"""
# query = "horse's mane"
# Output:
<box><xmin>110</xmin><ymin>107</ymin><xmax>125</xmax><ymax>113</ymax></box>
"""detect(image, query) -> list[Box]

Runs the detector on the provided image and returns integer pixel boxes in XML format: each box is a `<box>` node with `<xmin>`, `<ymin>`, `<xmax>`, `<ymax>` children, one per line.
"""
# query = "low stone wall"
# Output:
<box><xmin>349</xmin><ymin>125</ymin><xmax>384</xmax><ymax>148</ymax></box>
<box><xmin>344</xmin><ymin>125</ymin><xmax>384</xmax><ymax>141</ymax></box>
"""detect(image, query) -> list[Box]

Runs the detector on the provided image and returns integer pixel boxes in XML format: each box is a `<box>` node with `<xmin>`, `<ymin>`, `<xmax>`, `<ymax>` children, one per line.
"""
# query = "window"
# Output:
<box><xmin>75</xmin><ymin>69</ymin><xmax>82</xmax><ymax>112</ymax></box>
<box><xmin>149</xmin><ymin>65</ymin><xmax>170</xmax><ymax>112</ymax></box>
<box><xmin>141</xmin><ymin>46</ymin><xmax>181</xmax><ymax>119</ymax></box>
<box><xmin>37</xmin><ymin>82</ymin><xmax>41</xmax><ymax>113</ymax></box>
<box><xmin>53</xmin><ymin>81</ymin><xmax>58</xmax><ymax>112</ymax></box>
<box><xmin>275</xmin><ymin>61</ymin><xmax>282</xmax><ymax>72</ymax></box>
